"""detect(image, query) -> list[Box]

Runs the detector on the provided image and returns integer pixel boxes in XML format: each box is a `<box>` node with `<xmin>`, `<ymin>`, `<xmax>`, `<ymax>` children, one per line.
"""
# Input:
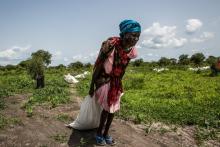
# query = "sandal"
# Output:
<box><xmin>95</xmin><ymin>135</ymin><xmax>106</xmax><ymax>146</ymax></box>
<box><xmin>104</xmin><ymin>135</ymin><xmax>116</xmax><ymax>146</ymax></box>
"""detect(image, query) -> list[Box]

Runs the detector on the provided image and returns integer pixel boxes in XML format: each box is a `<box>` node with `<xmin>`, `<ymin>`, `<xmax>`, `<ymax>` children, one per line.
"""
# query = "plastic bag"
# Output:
<box><xmin>67</xmin><ymin>95</ymin><xmax>102</xmax><ymax>130</ymax></box>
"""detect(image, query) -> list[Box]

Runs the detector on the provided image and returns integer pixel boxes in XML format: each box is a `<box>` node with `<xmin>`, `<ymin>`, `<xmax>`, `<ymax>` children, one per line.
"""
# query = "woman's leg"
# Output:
<box><xmin>97</xmin><ymin>109</ymin><xmax>109</xmax><ymax>136</ymax></box>
<box><xmin>103</xmin><ymin>112</ymin><xmax>114</xmax><ymax>137</ymax></box>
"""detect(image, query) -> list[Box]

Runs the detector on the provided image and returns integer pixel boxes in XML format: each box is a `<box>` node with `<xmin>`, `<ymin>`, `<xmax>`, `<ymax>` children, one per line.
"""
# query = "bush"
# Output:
<box><xmin>68</xmin><ymin>61</ymin><xmax>84</xmax><ymax>69</ymax></box>
<box><xmin>132</xmin><ymin>58</ymin><xmax>143</xmax><ymax>66</ymax></box>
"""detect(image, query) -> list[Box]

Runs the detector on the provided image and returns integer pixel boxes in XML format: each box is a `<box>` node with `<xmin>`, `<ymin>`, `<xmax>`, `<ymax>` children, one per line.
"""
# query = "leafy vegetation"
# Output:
<box><xmin>1</xmin><ymin>51</ymin><xmax>220</xmax><ymax>144</ymax></box>
<box><xmin>22</xmin><ymin>72</ymin><xmax>71</xmax><ymax>115</ymax></box>
<box><xmin>0</xmin><ymin>70</ymin><xmax>34</xmax><ymax>99</ymax></box>
<box><xmin>76</xmin><ymin>67</ymin><xmax>220</xmax><ymax>129</ymax></box>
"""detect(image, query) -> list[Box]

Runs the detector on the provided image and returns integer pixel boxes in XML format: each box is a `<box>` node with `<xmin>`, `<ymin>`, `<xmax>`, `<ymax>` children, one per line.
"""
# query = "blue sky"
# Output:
<box><xmin>0</xmin><ymin>0</ymin><xmax>220</xmax><ymax>66</ymax></box>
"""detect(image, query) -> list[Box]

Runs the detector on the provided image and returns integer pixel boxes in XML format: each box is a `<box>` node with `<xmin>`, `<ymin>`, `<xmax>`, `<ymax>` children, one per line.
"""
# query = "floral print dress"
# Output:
<box><xmin>94</xmin><ymin>37</ymin><xmax>137</xmax><ymax>113</ymax></box>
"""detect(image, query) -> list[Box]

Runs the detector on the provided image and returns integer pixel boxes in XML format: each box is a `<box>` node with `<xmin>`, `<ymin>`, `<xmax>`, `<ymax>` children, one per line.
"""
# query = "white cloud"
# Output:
<box><xmin>54</xmin><ymin>51</ymin><xmax>62</xmax><ymax>56</ymax></box>
<box><xmin>72</xmin><ymin>55</ymin><xmax>82</xmax><ymax>60</ymax></box>
<box><xmin>0</xmin><ymin>45</ymin><xmax>31</xmax><ymax>59</ymax></box>
<box><xmin>63</xmin><ymin>57</ymin><xmax>68</xmax><ymax>62</ymax></box>
<box><xmin>192</xmin><ymin>49</ymin><xmax>199</xmax><ymax>52</ymax></box>
<box><xmin>70</xmin><ymin>52</ymin><xmax>98</xmax><ymax>63</ymax></box>
<box><xmin>190</xmin><ymin>32</ymin><xmax>214</xmax><ymax>43</ymax></box>
<box><xmin>186</xmin><ymin>19</ymin><xmax>203</xmax><ymax>33</ymax></box>
<box><xmin>147</xmin><ymin>53</ymin><xmax>153</xmax><ymax>56</ymax></box>
<box><xmin>53</xmin><ymin>51</ymin><xmax>62</xmax><ymax>59</ymax></box>
<box><xmin>141</xmin><ymin>22</ymin><xmax>187</xmax><ymax>49</ymax></box>
<box><xmin>89</xmin><ymin>52</ymin><xmax>98</xmax><ymax>57</ymax></box>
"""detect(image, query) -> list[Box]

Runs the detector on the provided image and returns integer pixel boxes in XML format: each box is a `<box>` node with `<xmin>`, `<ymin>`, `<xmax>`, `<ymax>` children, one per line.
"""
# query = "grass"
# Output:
<box><xmin>195</xmin><ymin>126</ymin><xmax>220</xmax><ymax>145</ymax></box>
<box><xmin>0</xmin><ymin>114</ymin><xmax>8</xmax><ymax>129</ymax></box>
<box><xmin>0</xmin><ymin>98</ymin><xmax>5</xmax><ymax>110</ymax></box>
<box><xmin>159</xmin><ymin>127</ymin><xmax>170</xmax><ymax>135</ymax></box>
<box><xmin>21</xmin><ymin>72</ymin><xmax>71</xmax><ymax>115</ymax></box>
<box><xmin>0</xmin><ymin>114</ymin><xmax>23</xmax><ymax>129</ymax></box>
<box><xmin>0</xmin><ymin>71</ymin><xmax>34</xmax><ymax>99</ymax></box>
<box><xmin>50</xmin><ymin>133</ymin><xmax>68</xmax><ymax>143</ymax></box>
<box><xmin>1</xmin><ymin>66</ymin><xmax>219</xmax><ymax>144</ymax></box>
<box><xmin>76</xmin><ymin>68</ymin><xmax>220</xmax><ymax>130</ymax></box>
<box><xmin>56</xmin><ymin>114</ymin><xmax>72</xmax><ymax>122</ymax></box>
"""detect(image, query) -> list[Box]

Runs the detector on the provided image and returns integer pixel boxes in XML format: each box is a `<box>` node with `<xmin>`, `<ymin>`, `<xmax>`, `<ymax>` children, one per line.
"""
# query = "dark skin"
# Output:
<box><xmin>89</xmin><ymin>32</ymin><xmax>140</xmax><ymax>138</ymax></box>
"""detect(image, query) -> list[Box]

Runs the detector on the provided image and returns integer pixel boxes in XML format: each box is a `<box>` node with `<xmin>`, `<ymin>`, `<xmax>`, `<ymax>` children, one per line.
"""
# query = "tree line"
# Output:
<box><xmin>132</xmin><ymin>53</ymin><xmax>220</xmax><ymax>67</ymax></box>
<box><xmin>0</xmin><ymin>49</ymin><xmax>220</xmax><ymax>88</ymax></box>
<box><xmin>0</xmin><ymin>51</ymin><xmax>220</xmax><ymax>71</ymax></box>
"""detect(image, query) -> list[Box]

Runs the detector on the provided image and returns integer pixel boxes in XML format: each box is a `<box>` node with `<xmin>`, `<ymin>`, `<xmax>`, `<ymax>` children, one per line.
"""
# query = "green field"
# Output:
<box><xmin>1</xmin><ymin>66</ymin><xmax>220</xmax><ymax>142</ymax></box>
<box><xmin>76</xmin><ymin>66</ymin><xmax>220</xmax><ymax>129</ymax></box>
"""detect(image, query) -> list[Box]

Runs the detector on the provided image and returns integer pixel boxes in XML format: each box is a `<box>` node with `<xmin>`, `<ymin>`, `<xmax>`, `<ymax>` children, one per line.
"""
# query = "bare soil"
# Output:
<box><xmin>0</xmin><ymin>86</ymin><xmax>219</xmax><ymax>147</ymax></box>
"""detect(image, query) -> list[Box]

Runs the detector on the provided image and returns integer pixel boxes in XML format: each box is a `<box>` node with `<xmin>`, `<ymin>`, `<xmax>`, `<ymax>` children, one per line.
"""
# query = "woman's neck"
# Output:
<box><xmin>121</xmin><ymin>40</ymin><xmax>133</xmax><ymax>51</ymax></box>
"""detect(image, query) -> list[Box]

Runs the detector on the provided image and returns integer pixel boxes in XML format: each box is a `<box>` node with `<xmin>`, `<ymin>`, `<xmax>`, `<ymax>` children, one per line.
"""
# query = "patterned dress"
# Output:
<box><xmin>94</xmin><ymin>37</ymin><xmax>137</xmax><ymax>113</ymax></box>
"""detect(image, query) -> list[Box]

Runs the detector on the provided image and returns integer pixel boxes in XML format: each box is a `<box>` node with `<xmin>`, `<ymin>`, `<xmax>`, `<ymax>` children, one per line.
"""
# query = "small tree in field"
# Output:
<box><xmin>27</xmin><ymin>49</ymin><xmax>52</xmax><ymax>89</ymax></box>
<box><xmin>56</xmin><ymin>64</ymin><xmax>66</xmax><ymax>69</ymax></box>
<box><xmin>170</xmin><ymin>58</ymin><xmax>177</xmax><ymax>65</ymax></box>
<box><xmin>178</xmin><ymin>54</ymin><xmax>190</xmax><ymax>65</ymax></box>
<box><xmin>190</xmin><ymin>52</ymin><xmax>205</xmax><ymax>66</ymax></box>
<box><xmin>84</xmin><ymin>62</ymin><xmax>92</xmax><ymax>68</ymax></box>
<box><xmin>158</xmin><ymin>57</ymin><xmax>171</xmax><ymax>66</ymax></box>
<box><xmin>133</xmin><ymin>58</ymin><xmax>143</xmax><ymax>66</ymax></box>
<box><xmin>68</xmin><ymin>61</ymin><xmax>84</xmax><ymax>69</ymax></box>
<box><xmin>28</xmin><ymin>56</ymin><xmax>44</xmax><ymax>79</ymax></box>
<box><xmin>206</xmin><ymin>56</ymin><xmax>217</xmax><ymax>65</ymax></box>
<box><xmin>18</xmin><ymin>59</ymin><xmax>31</xmax><ymax>69</ymax></box>
<box><xmin>31</xmin><ymin>49</ymin><xmax>52</xmax><ymax>66</ymax></box>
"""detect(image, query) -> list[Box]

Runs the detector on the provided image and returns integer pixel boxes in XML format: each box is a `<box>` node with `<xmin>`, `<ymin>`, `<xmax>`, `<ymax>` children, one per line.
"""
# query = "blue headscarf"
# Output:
<box><xmin>119</xmin><ymin>19</ymin><xmax>141</xmax><ymax>37</ymax></box>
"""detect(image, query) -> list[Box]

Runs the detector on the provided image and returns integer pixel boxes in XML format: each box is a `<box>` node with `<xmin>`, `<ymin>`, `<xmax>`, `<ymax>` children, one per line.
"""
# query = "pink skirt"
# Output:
<box><xmin>95</xmin><ymin>82</ymin><xmax>123</xmax><ymax>113</ymax></box>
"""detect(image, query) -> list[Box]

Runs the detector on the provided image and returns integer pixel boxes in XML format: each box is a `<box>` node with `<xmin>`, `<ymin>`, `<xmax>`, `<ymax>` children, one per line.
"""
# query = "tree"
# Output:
<box><xmin>27</xmin><ymin>56</ymin><xmax>44</xmax><ymax>79</ymax></box>
<box><xmin>190</xmin><ymin>53</ymin><xmax>205</xmax><ymax>66</ymax></box>
<box><xmin>4</xmin><ymin>64</ymin><xmax>17</xmax><ymax>70</ymax></box>
<box><xmin>31</xmin><ymin>49</ymin><xmax>52</xmax><ymax>66</ymax></box>
<box><xmin>68</xmin><ymin>61</ymin><xmax>84</xmax><ymax>69</ymax></box>
<box><xmin>133</xmin><ymin>58</ymin><xmax>143</xmax><ymax>66</ymax></box>
<box><xmin>18</xmin><ymin>59</ymin><xmax>31</xmax><ymax>68</ymax></box>
<box><xmin>158</xmin><ymin>57</ymin><xmax>171</xmax><ymax>66</ymax></box>
<box><xmin>27</xmin><ymin>56</ymin><xmax>45</xmax><ymax>88</ymax></box>
<box><xmin>149</xmin><ymin>61</ymin><xmax>158</xmax><ymax>67</ymax></box>
<box><xmin>27</xmin><ymin>49</ymin><xmax>52</xmax><ymax>89</ymax></box>
<box><xmin>206</xmin><ymin>56</ymin><xmax>217</xmax><ymax>65</ymax></box>
<box><xmin>56</xmin><ymin>64</ymin><xmax>66</xmax><ymax>69</ymax></box>
<box><xmin>84</xmin><ymin>62</ymin><xmax>92</xmax><ymax>68</ymax></box>
<box><xmin>170</xmin><ymin>58</ymin><xmax>177</xmax><ymax>65</ymax></box>
<box><xmin>178</xmin><ymin>54</ymin><xmax>190</xmax><ymax>65</ymax></box>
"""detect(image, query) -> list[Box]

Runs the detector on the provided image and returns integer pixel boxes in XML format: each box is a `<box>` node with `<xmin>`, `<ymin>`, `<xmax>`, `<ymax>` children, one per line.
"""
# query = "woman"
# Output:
<box><xmin>89</xmin><ymin>19</ymin><xmax>141</xmax><ymax>145</ymax></box>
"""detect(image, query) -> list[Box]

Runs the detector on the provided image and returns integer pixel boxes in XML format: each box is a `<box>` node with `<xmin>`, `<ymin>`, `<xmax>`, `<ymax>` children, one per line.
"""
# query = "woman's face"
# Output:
<box><xmin>122</xmin><ymin>32</ymin><xmax>140</xmax><ymax>47</ymax></box>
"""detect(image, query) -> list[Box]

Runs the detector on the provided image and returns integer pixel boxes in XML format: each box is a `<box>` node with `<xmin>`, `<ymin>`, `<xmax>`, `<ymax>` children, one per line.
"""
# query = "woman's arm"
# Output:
<box><xmin>89</xmin><ymin>63</ymin><xmax>102</xmax><ymax>97</ymax></box>
<box><xmin>89</xmin><ymin>38</ymin><xmax>115</xmax><ymax>97</ymax></box>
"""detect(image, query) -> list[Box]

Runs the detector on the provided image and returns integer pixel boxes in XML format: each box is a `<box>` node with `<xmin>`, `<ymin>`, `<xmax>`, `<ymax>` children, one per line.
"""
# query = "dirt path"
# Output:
<box><xmin>0</xmin><ymin>85</ymin><xmax>219</xmax><ymax>147</ymax></box>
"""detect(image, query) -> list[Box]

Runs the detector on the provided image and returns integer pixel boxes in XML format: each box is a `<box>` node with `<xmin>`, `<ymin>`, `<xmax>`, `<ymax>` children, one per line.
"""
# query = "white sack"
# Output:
<box><xmin>74</xmin><ymin>74</ymin><xmax>85</xmax><ymax>79</ymax></box>
<box><xmin>67</xmin><ymin>95</ymin><xmax>102</xmax><ymax>130</ymax></box>
<box><xmin>64</xmin><ymin>73</ymin><xmax>79</xmax><ymax>84</ymax></box>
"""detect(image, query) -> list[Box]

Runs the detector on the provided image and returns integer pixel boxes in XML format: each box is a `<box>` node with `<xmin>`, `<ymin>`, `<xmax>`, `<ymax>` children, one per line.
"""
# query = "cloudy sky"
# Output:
<box><xmin>0</xmin><ymin>0</ymin><xmax>220</xmax><ymax>66</ymax></box>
